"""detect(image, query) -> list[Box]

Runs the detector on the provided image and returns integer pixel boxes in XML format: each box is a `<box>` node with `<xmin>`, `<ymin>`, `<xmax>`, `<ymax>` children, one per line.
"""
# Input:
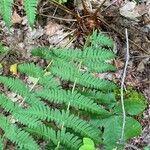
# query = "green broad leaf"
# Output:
<box><xmin>114</xmin><ymin>98</ymin><xmax>146</xmax><ymax>115</ymax></box>
<box><xmin>79</xmin><ymin>138</ymin><xmax>96</xmax><ymax>150</ymax></box>
<box><xmin>79</xmin><ymin>145</ymin><xmax>95</xmax><ymax>150</ymax></box>
<box><xmin>103</xmin><ymin>116</ymin><xmax>123</xmax><ymax>150</ymax></box>
<box><xmin>83</xmin><ymin>138</ymin><xmax>95</xmax><ymax>146</ymax></box>
<box><xmin>99</xmin><ymin>115</ymin><xmax>142</xmax><ymax>150</ymax></box>
<box><xmin>123</xmin><ymin>117</ymin><xmax>142</xmax><ymax>140</ymax></box>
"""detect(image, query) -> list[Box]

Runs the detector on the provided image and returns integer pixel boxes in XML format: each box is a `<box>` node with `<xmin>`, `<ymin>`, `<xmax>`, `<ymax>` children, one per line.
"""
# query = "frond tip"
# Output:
<box><xmin>23</xmin><ymin>0</ymin><xmax>38</xmax><ymax>26</ymax></box>
<box><xmin>0</xmin><ymin>0</ymin><xmax>13</xmax><ymax>27</ymax></box>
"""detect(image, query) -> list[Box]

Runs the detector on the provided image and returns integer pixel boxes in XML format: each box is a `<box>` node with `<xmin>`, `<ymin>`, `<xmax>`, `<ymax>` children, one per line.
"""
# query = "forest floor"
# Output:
<box><xmin>0</xmin><ymin>0</ymin><xmax>149</xmax><ymax>149</ymax></box>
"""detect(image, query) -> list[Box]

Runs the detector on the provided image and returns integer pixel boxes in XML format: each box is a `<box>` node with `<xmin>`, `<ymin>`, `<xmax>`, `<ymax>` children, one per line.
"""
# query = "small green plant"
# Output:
<box><xmin>79</xmin><ymin>138</ymin><xmax>98</xmax><ymax>150</ymax></box>
<box><xmin>0</xmin><ymin>32</ymin><xmax>146</xmax><ymax>149</ymax></box>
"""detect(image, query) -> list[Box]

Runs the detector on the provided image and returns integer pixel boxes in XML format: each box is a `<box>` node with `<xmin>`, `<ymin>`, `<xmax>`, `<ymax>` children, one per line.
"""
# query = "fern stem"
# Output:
<box><xmin>29</xmin><ymin>61</ymin><xmax>53</xmax><ymax>91</ymax></box>
<box><xmin>56</xmin><ymin>61</ymin><xmax>82</xmax><ymax>149</ymax></box>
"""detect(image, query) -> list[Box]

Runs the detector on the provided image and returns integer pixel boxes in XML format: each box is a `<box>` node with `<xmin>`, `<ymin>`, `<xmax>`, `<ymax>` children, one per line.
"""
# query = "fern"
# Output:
<box><xmin>0</xmin><ymin>114</ymin><xmax>40</xmax><ymax>150</ymax></box>
<box><xmin>0</xmin><ymin>0</ymin><xmax>13</xmax><ymax>27</ymax></box>
<box><xmin>23</xmin><ymin>0</ymin><xmax>38</xmax><ymax>26</ymax></box>
<box><xmin>0</xmin><ymin>32</ymin><xmax>146</xmax><ymax>149</ymax></box>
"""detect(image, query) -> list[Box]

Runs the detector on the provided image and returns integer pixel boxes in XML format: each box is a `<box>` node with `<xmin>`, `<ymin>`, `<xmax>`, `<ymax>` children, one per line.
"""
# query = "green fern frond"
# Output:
<box><xmin>0</xmin><ymin>94</ymin><xmax>20</xmax><ymax>113</ymax></box>
<box><xmin>27</xmin><ymin>126</ymin><xmax>82</xmax><ymax>150</ymax></box>
<box><xmin>23</xmin><ymin>0</ymin><xmax>38</xmax><ymax>26</ymax></box>
<box><xmin>52</xmin><ymin>47</ymin><xmax>115</xmax><ymax>62</ymax></box>
<box><xmin>81</xmin><ymin>90</ymin><xmax>116</xmax><ymax>108</ymax></box>
<box><xmin>0</xmin><ymin>94</ymin><xmax>42</xmax><ymax>128</ymax></box>
<box><xmin>18</xmin><ymin>63</ymin><xmax>60</xmax><ymax>89</ymax></box>
<box><xmin>90</xmin><ymin>31</ymin><xmax>113</xmax><ymax>48</ymax></box>
<box><xmin>0</xmin><ymin>76</ymin><xmax>44</xmax><ymax>106</ymax></box>
<box><xmin>0</xmin><ymin>76</ymin><xmax>31</xmax><ymax>97</ymax></box>
<box><xmin>19</xmin><ymin>106</ymin><xmax>100</xmax><ymax>141</ymax></box>
<box><xmin>18</xmin><ymin>63</ymin><xmax>44</xmax><ymax>78</ymax></box>
<box><xmin>0</xmin><ymin>114</ymin><xmax>40</xmax><ymax>150</ymax></box>
<box><xmin>36</xmin><ymin>89</ymin><xmax>111</xmax><ymax>116</ymax></box>
<box><xmin>83</xmin><ymin>60</ymin><xmax>116</xmax><ymax>73</ymax></box>
<box><xmin>56</xmin><ymin>128</ymin><xmax>82</xmax><ymax>149</ymax></box>
<box><xmin>31</xmin><ymin>47</ymin><xmax>54</xmax><ymax>60</ymax></box>
<box><xmin>51</xmin><ymin>64</ymin><xmax>116</xmax><ymax>90</ymax></box>
<box><xmin>0</xmin><ymin>0</ymin><xmax>13</xmax><ymax>27</ymax></box>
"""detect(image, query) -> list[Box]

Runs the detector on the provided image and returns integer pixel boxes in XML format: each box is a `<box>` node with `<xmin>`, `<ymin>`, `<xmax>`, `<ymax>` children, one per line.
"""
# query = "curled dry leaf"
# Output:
<box><xmin>12</xmin><ymin>11</ymin><xmax>22</xmax><ymax>24</ymax></box>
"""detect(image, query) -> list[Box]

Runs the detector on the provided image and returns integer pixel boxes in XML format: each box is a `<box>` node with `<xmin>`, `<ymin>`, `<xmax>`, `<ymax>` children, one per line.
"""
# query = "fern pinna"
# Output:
<box><xmin>0</xmin><ymin>32</ymin><xmax>146</xmax><ymax>150</ymax></box>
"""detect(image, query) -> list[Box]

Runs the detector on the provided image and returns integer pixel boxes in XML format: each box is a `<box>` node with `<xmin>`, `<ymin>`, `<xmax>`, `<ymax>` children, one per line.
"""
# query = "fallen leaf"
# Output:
<box><xmin>45</xmin><ymin>22</ymin><xmax>62</xmax><ymax>36</ymax></box>
<box><xmin>12</xmin><ymin>11</ymin><xmax>22</xmax><ymax>24</ymax></box>
<box><xmin>10</xmin><ymin>63</ymin><xmax>17</xmax><ymax>75</ymax></box>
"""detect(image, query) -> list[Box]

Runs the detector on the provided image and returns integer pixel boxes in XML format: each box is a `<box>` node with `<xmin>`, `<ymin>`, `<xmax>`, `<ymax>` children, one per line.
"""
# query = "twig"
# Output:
<box><xmin>120</xmin><ymin>28</ymin><xmax>129</xmax><ymax>141</ymax></box>
<box><xmin>125</xmin><ymin>143</ymin><xmax>140</xmax><ymax>150</ymax></box>
<box><xmin>98</xmin><ymin>17</ymin><xmax>149</xmax><ymax>54</ymax></box>
<box><xmin>39</xmin><ymin>13</ymin><xmax>77</xmax><ymax>22</ymax></box>
<box><xmin>94</xmin><ymin>0</ymin><xmax>107</xmax><ymax>16</ymax></box>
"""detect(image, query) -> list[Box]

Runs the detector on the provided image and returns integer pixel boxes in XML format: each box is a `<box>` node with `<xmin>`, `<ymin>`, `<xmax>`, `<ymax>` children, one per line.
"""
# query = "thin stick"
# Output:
<box><xmin>98</xmin><ymin>16</ymin><xmax>149</xmax><ymax>54</ymax></box>
<box><xmin>125</xmin><ymin>143</ymin><xmax>140</xmax><ymax>150</ymax></box>
<box><xmin>120</xmin><ymin>28</ymin><xmax>129</xmax><ymax>141</ymax></box>
<box><xmin>40</xmin><ymin>13</ymin><xmax>77</xmax><ymax>22</ymax></box>
<box><xmin>94</xmin><ymin>0</ymin><xmax>107</xmax><ymax>16</ymax></box>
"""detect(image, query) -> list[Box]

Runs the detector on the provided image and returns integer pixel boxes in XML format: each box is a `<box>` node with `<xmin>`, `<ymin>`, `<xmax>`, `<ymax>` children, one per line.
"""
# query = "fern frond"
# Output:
<box><xmin>83</xmin><ymin>60</ymin><xmax>116</xmax><ymax>73</ymax></box>
<box><xmin>51</xmin><ymin>63</ymin><xmax>116</xmax><ymax>90</ymax></box>
<box><xmin>56</xmin><ymin>128</ymin><xmax>82</xmax><ymax>149</ymax></box>
<box><xmin>38</xmin><ymin>75</ymin><xmax>60</xmax><ymax>89</ymax></box>
<box><xmin>90</xmin><ymin>31</ymin><xmax>113</xmax><ymax>48</ymax></box>
<box><xmin>18</xmin><ymin>63</ymin><xmax>44</xmax><ymax>78</ymax></box>
<box><xmin>0</xmin><ymin>114</ymin><xmax>40</xmax><ymax>150</ymax></box>
<box><xmin>23</xmin><ymin>0</ymin><xmax>38</xmax><ymax>26</ymax></box>
<box><xmin>31</xmin><ymin>47</ymin><xmax>54</xmax><ymax>60</ymax></box>
<box><xmin>36</xmin><ymin>89</ymin><xmax>111</xmax><ymax>116</ymax></box>
<box><xmin>19</xmin><ymin>106</ymin><xmax>100</xmax><ymax>142</ymax></box>
<box><xmin>0</xmin><ymin>94</ymin><xmax>20</xmax><ymax>113</ymax></box>
<box><xmin>18</xmin><ymin>63</ymin><xmax>60</xmax><ymax>89</ymax></box>
<box><xmin>82</xmin><ymin>47</ymin><xmax>115</xmax><ymax>61</ymax></box>
<box><xmin>0</xmin><ymin>76</ymin><xmax>44</xmax><ymax>106</ymax></box>
<box><xmin>26</xmin><ymin>126</ymin><xmax>82</xmax><ymax>150</ymax></box>
<box><xmin>0</xmin><ymin>0</ymin><xmax>13</xmax><ymax>27</ymax></box>
<box><xmin>0</xmin><ymin>94</ymin><xmax>42</xmax><ymax>128</ymax></box>
<box><xmin>0</xmin><ymin>76</ymin><xmax>30</xmax><ymax>97</ymax></box>
<box><xmin>52</xmin><ymin>47</ymin><xmax>115</xmax><ymax>62</ymax></box>
<box><xmin>81</xmin><ymin>90</ymin><xmax>116</xmax><ymax>108</ymax></box>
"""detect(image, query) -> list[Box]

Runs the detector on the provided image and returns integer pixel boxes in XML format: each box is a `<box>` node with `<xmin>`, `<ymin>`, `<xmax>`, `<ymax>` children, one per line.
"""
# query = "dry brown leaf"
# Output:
<box><xmin>12</xmin><ymin>11</ymin><xmax>22</xmax><ymax>24</ymax></box>
<box><xmin>45</xmin><ymin>22</ymin><xmax>62</xmax><ymax>36</ymax></box>
<box><xmin>114</xmin><ymin>59</ymin><xmax>124</xmax><ymax>69</ymax></box>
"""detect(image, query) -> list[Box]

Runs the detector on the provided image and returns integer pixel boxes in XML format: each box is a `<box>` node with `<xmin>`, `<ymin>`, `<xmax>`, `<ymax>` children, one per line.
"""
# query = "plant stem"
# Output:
<box><xmin>120</xmin><ymin>28</ymin><xmax>129</xmax><ymax>141</ymax></box>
